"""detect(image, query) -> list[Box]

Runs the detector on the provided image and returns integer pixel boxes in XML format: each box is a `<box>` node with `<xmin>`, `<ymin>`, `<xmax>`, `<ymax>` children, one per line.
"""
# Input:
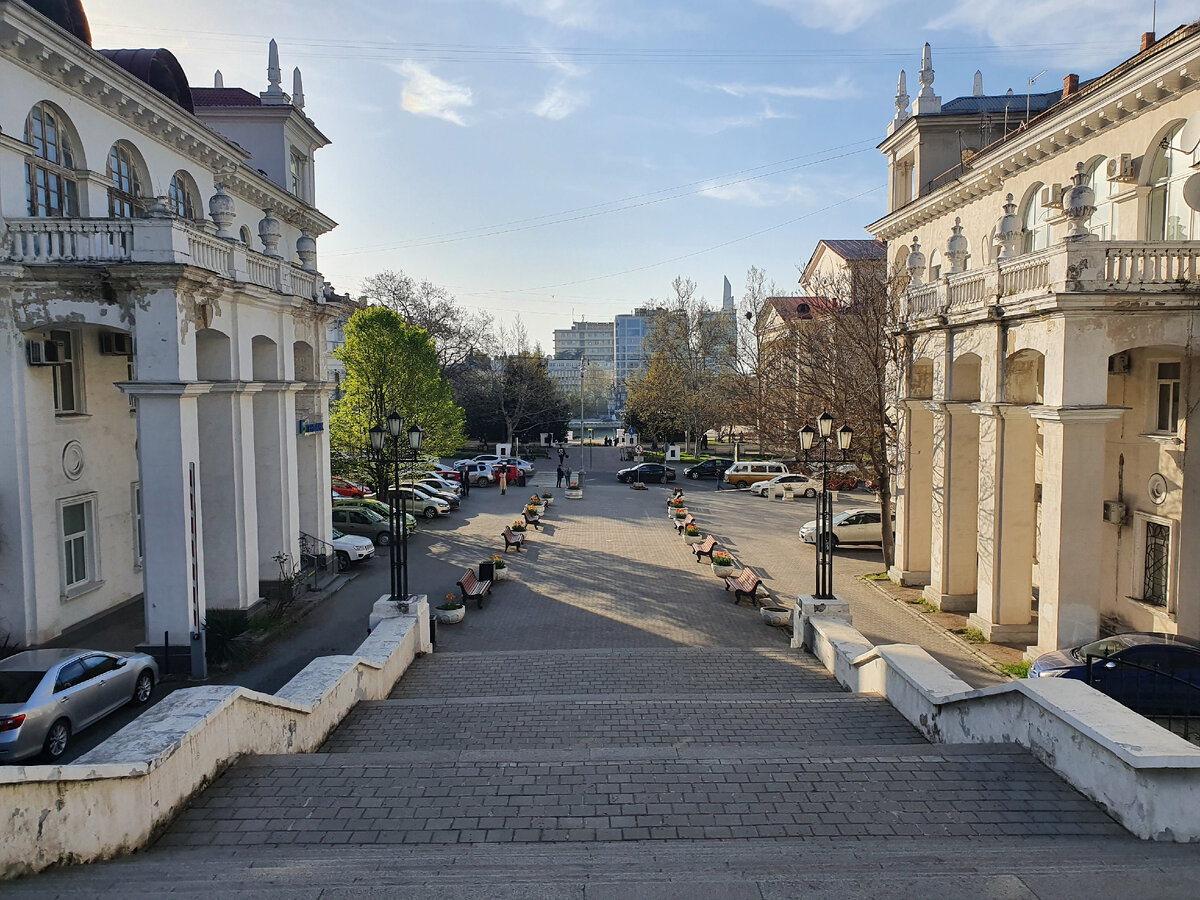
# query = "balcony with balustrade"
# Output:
<box><xmin>0</xmin><ymin>214</ymin><xmax>324</xmax><ymax>304</ymax></box>
<box><xmin>902</xmin><ymin>239</ymin><xmax>1200</xmax><ymax>327</ymax></box>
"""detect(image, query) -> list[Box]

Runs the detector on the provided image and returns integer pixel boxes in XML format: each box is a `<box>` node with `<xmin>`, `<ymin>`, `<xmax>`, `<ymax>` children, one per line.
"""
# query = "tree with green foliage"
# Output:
<box><xmin>330</xmin><ymin>306</ymin><xmax>465</xmax><ymax>489</ymax></box>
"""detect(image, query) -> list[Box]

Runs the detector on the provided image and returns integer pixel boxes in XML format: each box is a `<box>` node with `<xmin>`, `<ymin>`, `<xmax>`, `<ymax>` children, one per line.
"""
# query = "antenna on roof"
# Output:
<box><xmin>1026</xmin><ymin>69</ymin><xmax>1046</xmax><ymax>123</ymax></box>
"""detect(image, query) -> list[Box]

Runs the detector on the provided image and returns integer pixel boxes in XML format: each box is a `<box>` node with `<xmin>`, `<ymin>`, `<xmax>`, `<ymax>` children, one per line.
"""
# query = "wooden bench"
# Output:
<box><xmin>723</xmin><ymin>568</ymin><xmax>765</xmax><ymax>607</ymax></box>
<box><xmin>674</xmin><ymin>513</ymin><xmax>695</xmax><ymax>535</ymax></box>
<box><xmin>523</xmin><ymin>510</ymin><xmax>544</xmax><ymax>530</ymax></box>
<box><xmin>693</xmin><ymin>535</ymin><xmax>717</xmax><ymax>562</ymax></box>
<box><xmin>502</xmin><ymin>526</ymin><xmax>525</xmax><ymax>552</ymax></box>
<box><xmin>457</xmin><ymin>568</ymin><xmax>493</xmax><ymax>610</ymax></box>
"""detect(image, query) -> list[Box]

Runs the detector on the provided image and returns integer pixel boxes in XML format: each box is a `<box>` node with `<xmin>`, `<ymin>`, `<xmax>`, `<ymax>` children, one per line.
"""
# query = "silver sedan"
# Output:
<box><xmin>0</xmin><ymin>648</ymin><xmax>158</xmax><ymax>763</ymax></box>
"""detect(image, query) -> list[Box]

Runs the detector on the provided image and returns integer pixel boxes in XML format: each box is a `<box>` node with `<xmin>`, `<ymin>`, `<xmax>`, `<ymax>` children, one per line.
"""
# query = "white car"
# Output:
<box><xmin>799</xmin><ymin>507</ymin><xmax>894</xmax><ymax>548</ymax></box>
<box><xmin>750</xmin><ymin>474</ymin><xmax>820</xmax><ymax>497</ymax></box>
<box><xmin>331</xmin><ymin>529</ymin><xmax>375</xmax><ymax>569</ymax></box>
<box><xmin>393</xmin><ymin>485</ymin><xmax>450</xmax><ymax>518</ymax></box>
<box><xmin>418</xmin><ymin>474</ymin><xmax>461</xmax><ymax>497</ymax></box>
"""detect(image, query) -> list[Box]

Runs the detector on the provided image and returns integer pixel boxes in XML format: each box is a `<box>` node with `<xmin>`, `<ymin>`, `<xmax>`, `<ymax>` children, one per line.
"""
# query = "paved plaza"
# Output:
<box><xmin>13</xmin><ymin>447</ymin><xmax>1200</xmax><ymax>896</ymax></box>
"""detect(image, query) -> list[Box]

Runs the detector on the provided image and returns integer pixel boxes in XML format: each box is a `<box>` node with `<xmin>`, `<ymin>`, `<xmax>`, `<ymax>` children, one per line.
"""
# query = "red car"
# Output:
<box><xmin>491</xmin><ymin>463</ymin><xmax>526</xmax><ymax>486</ymax></box>
<box><xmin>432</xmin><ymin>468</ymin><xmax>463</xmax><ymax>483</ymax></box>
<box><xmin>331</xmin><ymin>477</ymin><xmax>373</xmax><ymax>498</ymax></box>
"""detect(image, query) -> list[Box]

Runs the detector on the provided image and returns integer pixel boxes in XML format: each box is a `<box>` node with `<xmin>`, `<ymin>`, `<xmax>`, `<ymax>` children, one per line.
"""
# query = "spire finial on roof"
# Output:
<box><xmin>214</xmin><ymin>69</ymin><xmax>223</xmax><ymax>89</ymax></box>
<box><xmin>973</xmin><ymin>70</ymin><xmax>984</xmax><ymax>97</ymax></box>
<box><xmin>912</xmin><ymin>42</ymin><xmax>941</xmax><ymax>116</ymax></box>
<box><xmin>890</xmin><ymin>70</ymin><xmax>911</xmax><ymax>133</ymax></box>
<box><xmin>293</xmin><ymin>67</ymin><xmax>305</xmax><ymax>111</ymax></box>
<box><xmin>266</xmin><ymin>38</ymin><xmax>283</xmax><ymax>96</ymax></box>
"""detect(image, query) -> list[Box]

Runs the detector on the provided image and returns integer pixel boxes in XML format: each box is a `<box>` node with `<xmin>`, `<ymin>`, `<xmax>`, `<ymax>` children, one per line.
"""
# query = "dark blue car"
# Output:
<box><xmin>1030</xmin><ymin>632</ymin><xmax>1200</xmax><ymax>715</ymax></box>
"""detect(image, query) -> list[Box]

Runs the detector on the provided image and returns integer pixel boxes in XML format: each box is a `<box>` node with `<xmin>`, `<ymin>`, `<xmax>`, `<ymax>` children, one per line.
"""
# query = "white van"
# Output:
<box><xmin>723</xmin><ymin>460</ymin><xmax>790</xmax><ymax>489</ymax></box>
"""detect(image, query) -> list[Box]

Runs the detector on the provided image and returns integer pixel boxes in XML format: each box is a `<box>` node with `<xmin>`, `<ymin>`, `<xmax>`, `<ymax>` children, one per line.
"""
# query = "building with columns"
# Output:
<box><xmin>872</xmin><ymin>23</ymin><xmax>1200</xmax><ymax>657</ymax></box>
<box><xmin>0</xmin><ymin>0</ymin><xmax>345</xmax><ymax>669</ymax></box>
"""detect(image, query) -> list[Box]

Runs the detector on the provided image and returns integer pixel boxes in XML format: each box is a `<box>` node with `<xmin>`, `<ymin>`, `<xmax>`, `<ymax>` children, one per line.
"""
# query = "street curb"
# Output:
<box><xmin>858</xmin><ymin>575</ymin><xmax>1014</xmax><ymax>680</ymax></box>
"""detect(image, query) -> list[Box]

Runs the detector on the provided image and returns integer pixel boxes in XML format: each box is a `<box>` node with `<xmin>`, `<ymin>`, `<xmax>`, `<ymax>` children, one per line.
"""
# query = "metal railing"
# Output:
<box><xmin>299</xmin><ymin>531</ymin><xmax>336</xmax><ymax>580</ymax></box>
<box><xmin>1086</xmin><ymin>653</ymin><xmax>1200</xmax><ymax>744</ymax></box>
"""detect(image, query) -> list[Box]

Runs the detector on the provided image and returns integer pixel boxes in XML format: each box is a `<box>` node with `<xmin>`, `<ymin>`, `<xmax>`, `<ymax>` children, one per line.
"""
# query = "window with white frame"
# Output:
<box><xmin>1155</xmin><ymin>361</ymin><xmax>1181</xmax><ymax>433</ymax></box>
<box><xmin>106</xmin><ymin>142</ymin><xmax>144</xmax><ymax>218</ymax></box>
<box><xmin>1022</xmin><ymin>185</ymin><xmax>1053</xmax><ymax>253</ymax></box>
<box><xmin>50</xmin><ymin>329</ymin><xmax>80</xmax><ymax>414</ymax></box>
<box><xmin>131</xmin><ymin>482</ymin><xmax>143</xmax><ymax>567</ymax></box>
<box><xmin>59</xmin><ymin>495</ymin><xmax>98</xmax><ymax>593</ymax></box>
<box><xmin>1148</xmin><ymin>124</ymin><xmax>1198</xmax><ymax>242</ymax></box>
<box><xmin>1084</xmin><ymin>158</ymin><xmax>1118</xmax><ymax>241</ymax></box>
<box><xmin>167</xmin><ymin>171</ymin><xmax>197</xmax><ymax>219</ymax></box>
<box><xmin>289</xmin><ymin>149</ymin><xmax>307</xmax><ymax>200</ymax></box>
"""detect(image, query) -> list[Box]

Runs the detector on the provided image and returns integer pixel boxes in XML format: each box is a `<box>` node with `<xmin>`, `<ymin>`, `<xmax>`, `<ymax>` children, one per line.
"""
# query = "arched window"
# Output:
<box><xmin>1148</xmin><ymin>124</ymin><xmax>1197</xmax><ymax>241</ymax></box>
<box><xmin>1022</xmin><ymin>184</ymin><xmax>1053</xmax><ymax>253</ymax></box>
<box><xmin>239</xmin><ymin>225</ymin><xmax>253</xmax><ymax>245</ymax></box>
<box><xmin>167</xmin><ymin>170</ymin><xmax>199</xmax><ymax>219</ymax></box>
<box><xmin>1085</xmin><ymin>158</ymin><xmax>1118</xmax><ymax>240</ymax></box>
<box><xmin>107</xmin><ymin>142</ymin><xmax>145</xmax><ymax>217</ymax></box>
<box><xmin>24</xmin><ymin>102</ymin><xmax>79</xmax><ymax>217</ymax></box>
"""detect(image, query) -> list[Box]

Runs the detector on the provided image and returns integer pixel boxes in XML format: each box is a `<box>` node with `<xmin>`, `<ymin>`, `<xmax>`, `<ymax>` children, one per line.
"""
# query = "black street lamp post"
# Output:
<box><xmin>799</xmin><ymin>413</ymin><xmax>853</xmax><ymax>600</ymax></box>
<box><xmin>369</xmin><ymin>412</ymin><xmax>406</xmax><ymax>603</ymax></box>
<box><xmin>402</xmin><ymin>423</ymin><xmax>424</xmax><ymax>602</ymax></box>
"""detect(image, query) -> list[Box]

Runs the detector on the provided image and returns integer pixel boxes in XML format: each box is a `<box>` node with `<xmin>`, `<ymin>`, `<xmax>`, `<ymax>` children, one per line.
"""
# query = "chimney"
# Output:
<box><xmin>1062</xmin><ymin>73</ymin><xmax>1079</xmax><ymax>99</ymax></box>
<box><xmin>1141</xmin><ymin>31</ymin><xmax>1156</xmax><ymax>52</ymax></box>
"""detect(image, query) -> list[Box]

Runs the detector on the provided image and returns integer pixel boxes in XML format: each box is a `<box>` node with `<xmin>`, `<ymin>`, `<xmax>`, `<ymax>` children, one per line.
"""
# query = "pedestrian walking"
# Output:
<box><xmin>461</xmin><ymin>469</ymin><xmax>470</xmax><ymax>497</ymax></box>
<box><xmin>565</xmin><ymin>466</ymin><xmax>572</xmax><ymax>487</ymax></box>
<box><xmin>499</xmin><ymin>468</ymin><xmax>507</xmax><ymax>494</ymax></box>
<box><xmin>556</xmin><ymin>465</ymin><xmax>564</xmax><ymax>487</ymax></box>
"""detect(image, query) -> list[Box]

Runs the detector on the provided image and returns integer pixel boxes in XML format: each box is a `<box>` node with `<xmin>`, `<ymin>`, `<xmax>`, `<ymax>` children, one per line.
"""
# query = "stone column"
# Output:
<box><xmin>252</xmin><ymin>384</ymin><xmax>301</xmax><ymax>583</ymax></box>
<box><xmin>1030</xmin><ymin>406</ymin><xmax>1126</xmax><ymax>655</ymax></box>
<box><xmin>890</xmin><ymin>399</ymin><xmax>933</xmax><ymax>586</ymax></box>
<box><xmin>922</xmin><ymin>401</ymin><xmax>979</xmax><ymax>611</ymax></box>
<box><xmin>970</xmin><ymin>404</ymin><xmax>1037</xmax><ymax>642</ymax></box>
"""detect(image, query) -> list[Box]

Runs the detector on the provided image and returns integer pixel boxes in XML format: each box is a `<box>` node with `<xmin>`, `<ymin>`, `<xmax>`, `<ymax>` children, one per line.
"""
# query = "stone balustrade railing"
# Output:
<box><xmin>903</xmin><ymin>239</ymin><xmax>1200</xmax><ymax>322</ymax></box>
<box><xmin>1</xmin><ymin>216</ymin><xmax>322</xmax><ymax>303</ymax></box>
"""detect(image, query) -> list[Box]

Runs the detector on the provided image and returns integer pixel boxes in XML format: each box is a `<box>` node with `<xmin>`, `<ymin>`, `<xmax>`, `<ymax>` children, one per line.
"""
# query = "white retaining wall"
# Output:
<box><xmin>802</xmin><ymin>613</ymin><xmax>1200</xmax><ymax>842</ymax></box>
<box><xmin>0</xmin><ymin>598</ymin><xmax>431</xmax><ymax>879</ymax></box>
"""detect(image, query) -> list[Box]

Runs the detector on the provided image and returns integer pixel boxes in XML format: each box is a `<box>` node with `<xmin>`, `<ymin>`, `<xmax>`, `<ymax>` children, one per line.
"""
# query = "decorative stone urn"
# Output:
<box><xmin>712</xmin><ymin>563</ymin><xmax>737</xmax><ymax>578</ymax></box>
<box><xmin>995</xmin><ymin>193</ymin><xmax>1021</xmax><ymax>260</ymax></box>
<box><xmin>945</xmin><ymin>217</ymin><xmax>969</xmax><ymax>273</ymax></box>
<box><xmin>436</xmin><ymin>603</ymin><xmax>465</xmax><ymax>624</ymax></box>
<box><xmin>761</xmin><ymin>606</ymin><xmax>792</xmax><ymax>627</ymax></box>
<box><xmin>296</xmin><ymin>229</ymin><xmax>318</xmax><ymax>271</ymax></box>
<box><xmin>1062</xmin><ymin>161</ymin><xmax>1097</xmax><ymax>239</ymax></box>
<box><xmin>258</xmin><ymin>208</ymin><xmax>282</xmax><ymax>258</ymax></box>
<box><xmin>905</xmin><ymin>236</ymin><xmax>926</xmax><ymax>286</ymax></box>
<box><xmin>208</xmin><ymin>183</ymin><xmax>236</xmax><ymax>239</ymax></box>
<box><xmin>683</xmin><ymin>532</ymin><xmax>703</xmax><ymax>545</ymax></box>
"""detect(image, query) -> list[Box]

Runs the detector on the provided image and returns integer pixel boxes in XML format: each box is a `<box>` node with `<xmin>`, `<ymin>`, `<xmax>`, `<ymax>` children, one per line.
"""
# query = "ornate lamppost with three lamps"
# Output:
<box><xmin>798</xmin><ymin>412</ymin><xmax>853</xmax><ymax>600</ymax></box>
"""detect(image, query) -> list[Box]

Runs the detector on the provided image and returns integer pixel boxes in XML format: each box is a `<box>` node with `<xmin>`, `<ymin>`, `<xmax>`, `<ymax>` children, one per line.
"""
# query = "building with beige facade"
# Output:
<box><xmin>871</xmin><ymin>23</ymin><xmax>1200</xmax><ymax>658</ymax></box>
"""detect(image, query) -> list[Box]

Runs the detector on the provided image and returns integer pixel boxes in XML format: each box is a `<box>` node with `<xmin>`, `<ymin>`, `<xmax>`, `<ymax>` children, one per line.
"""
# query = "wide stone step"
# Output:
<box><xmin>321</xmin><ymin>694</ymin><xmax>920</xmax><ymax>753</ymax></box>
<box><xmin>155</xmin><ymin>743</ymin><xmax>1122</xmax><ymax>851</ymax></box>
<box><xmin>391</xmin><ymin>647</ymin><xmax>839</xmax><ymax>698</ymax></box>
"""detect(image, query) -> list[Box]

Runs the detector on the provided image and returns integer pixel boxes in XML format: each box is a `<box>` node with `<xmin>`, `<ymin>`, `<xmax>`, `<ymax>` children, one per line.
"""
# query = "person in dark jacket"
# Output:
<box><xmin>556</xmin><ymin>465</ymin><xmax>564</xmax><ymax>487</ymax></box>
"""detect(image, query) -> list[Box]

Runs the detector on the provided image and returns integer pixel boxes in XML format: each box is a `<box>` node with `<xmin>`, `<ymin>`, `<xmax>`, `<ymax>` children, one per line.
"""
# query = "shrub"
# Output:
<box><xmin>712</xmin><ymin>551</ymin><xmax>734</xmax><ymax>567</ymax></box>
<box><xmin>491</xmin><ymin>553</ymin><xmax>507</xmax><ymax>569</ymax></box>
<box><xmin>673</xmin><ymin>509</ymin><xmax>688</xmax><ymax>519</ymax></box>
<box><xmin>512</xmin><ymin>520</ymin><xmax>527</xmax><ymax>532</ymax></box>
<box><xmin>204</xmin><ymin>608</ymin><xmax>250</xmax><ymax>666</ymax></box>
<box><xmin>438</xmin><ymin>592</ymin><xmax>463</xmax><ymax>610</ymax></box>
<box><xmin>684</xmin><ymin>524</ymin><xmax>700</xmax><ymax>536</ymax></box>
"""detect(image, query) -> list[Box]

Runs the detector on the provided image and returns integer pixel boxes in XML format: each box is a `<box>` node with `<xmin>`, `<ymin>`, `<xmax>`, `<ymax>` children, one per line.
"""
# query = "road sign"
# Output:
<box><xmin>634</xmin><ymin>444</ymin><xmax>643</xmax><ymax>455</ymax></box>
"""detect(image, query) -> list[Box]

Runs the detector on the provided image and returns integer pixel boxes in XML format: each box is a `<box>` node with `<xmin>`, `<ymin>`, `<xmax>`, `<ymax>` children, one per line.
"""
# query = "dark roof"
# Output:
<box><xmin>820</xmin><ymin>239</ymin><xmax>887</xmax><ymax>261</ymax></box>
<box><xmin>768</xmin><ymin>296</ymin><xmax>837</xmax><ymax>321</ymax></box>
<box><xmin>191</xmin><ymin>87</ymin><xmax>264</xmax><ymax>108</ymax></box>
<box><xmin>25</xmin><ymin>0</ymin><xmax>91</xmax><ymax>45</ymax></box>
<box><xmin>99</xmin><ymin>49</ymin><xmax>194</xmax><ymax>112</ymax></box>
<box><xmin>940</xmin><ymin>79</ymin><xmax>1098</xmax><ymax>117</ymax></box>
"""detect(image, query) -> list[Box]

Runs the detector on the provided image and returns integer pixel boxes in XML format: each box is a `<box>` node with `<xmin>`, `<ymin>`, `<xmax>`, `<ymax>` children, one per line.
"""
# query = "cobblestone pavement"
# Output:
<box><xmin>15</xmin><ymin>447</ymin><xmax>1195</xmax><ymax>897</ymax></box>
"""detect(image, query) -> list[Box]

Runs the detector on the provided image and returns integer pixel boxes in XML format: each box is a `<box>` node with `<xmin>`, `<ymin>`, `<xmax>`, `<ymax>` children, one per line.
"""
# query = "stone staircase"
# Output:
<box><xmin>11</xmin><ymin>647</ymin><xmax>1151</xmax><ymax>896</ymax></box>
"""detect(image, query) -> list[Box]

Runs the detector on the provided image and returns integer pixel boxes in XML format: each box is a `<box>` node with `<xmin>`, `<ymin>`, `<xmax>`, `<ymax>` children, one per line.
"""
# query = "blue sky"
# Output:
<box><xmin>87</xmin><ymin>0</ymin><xmax>1194</xmax><ymax>347</ymax></box>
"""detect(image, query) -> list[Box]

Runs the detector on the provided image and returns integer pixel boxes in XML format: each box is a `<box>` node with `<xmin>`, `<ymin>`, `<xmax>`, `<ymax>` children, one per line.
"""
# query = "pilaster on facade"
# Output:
<box><xmin>921</xmin><ymin>400</ymin><xmax>979</xmax><ymax>612</ymax></box>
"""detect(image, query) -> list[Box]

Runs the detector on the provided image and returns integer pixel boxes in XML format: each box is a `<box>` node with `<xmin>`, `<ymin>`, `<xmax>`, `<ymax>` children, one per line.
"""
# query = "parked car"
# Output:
<box><xmin>616</xmin><ymin>463</ymin><xmax>676</xmax><ymax>484</ymax></box>
<box><xmin>331</xmin><ymin>476</ymin><xmax>374</xmax><ymax>499</ymax></box>
<box><xmin>417</xmin><ymin>474</ymin><xmax>461</xmax><ymax>497</ymax></box>
<box><xmin>333</xmin><ymin>498</ymin><xmax>416</xmax><ymax>533</ymax></box>
<box><xmin>432</xmin><ymin>468</ymin><xmax>463</xmax><ymax>483</ymax></box>
<box><xmin>455</xmin><ymin>461</ymin><xmax>496</xmax><ymax>487</ymax></box>
<box><xmin>1030</xmin><ymin>633</ymin><xmax>1200</xmax><ymax>715</ymax></box>
<box><xmin>402</xmin><ymin>481</ymin><xmax>459</xmax><ymax>509</ymax></box>
<box><xmin>491</xmin><ymin>463</ymin><xmax>527</xmax><ymax>487</ymax></box>
<box><xmin>750</xmin><ymin>473</ymin><xmax>820</xmax><ymax>497</ymax></box>
<box><xmin>723</xmin><ymin>460</ymin><xmax>790</xmax><ymax>489</ymax></box>
<box><xmin>392</xmin><ymin>485</ymin><xmax>450</xmax><ymax>518</ymax></box>
<box><xmin>331</xmin><ymin>529</ymin><xmax>375</xmax><ymax>569</ymax></box>
<box><xmin>684</xmin><ymin>458</ymin><xmax>732</xmax><ymax>480</ymax></box>
<box><xmin>0</xmin><ymin>649</ymin><xmax>158</xmax><ymax>762</ymax></box>
<box><xmin>799</xmin><ymin>507</ymin><xmax>894</xmax><ymax>548</ymax></box>
<box><xmin>332</xmin><ymin>506</ymin><xmax>393</xmax><ymax>545</ymax></box>
<box><xmin>501</xmin><ymin>457</ymin><xmax>536</xmax><ymax>475</ymax></box>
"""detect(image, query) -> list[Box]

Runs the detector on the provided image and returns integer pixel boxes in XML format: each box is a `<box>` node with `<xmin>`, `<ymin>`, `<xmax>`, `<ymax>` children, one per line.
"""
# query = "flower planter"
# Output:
<box><xmin>436</xmin><ymin>604</ymin><xmax>465</xmax><ymax>624</ymax></box>
<box><xmin>494</xmin><ymin>566</ymin><xmax>508</xmax><ymax>580</ymax></box>
<box><xmin>712</xmin><ymin>564</ymin><xmax>737</xmax><ymax>578</ymax></box>
<box><xmin>683</xmin><ymin>533</ymin><xmax>703</xmax><ymax>545</ymax></box>
<box><xmin>542</xmin><ymin>496</ymin><xmax>553</xmax><ymax>506</ymax></box>
<box><xmin>760</xmin><ymin>606</ymin><xmax>792</xmax><ymax>627</ymax></box>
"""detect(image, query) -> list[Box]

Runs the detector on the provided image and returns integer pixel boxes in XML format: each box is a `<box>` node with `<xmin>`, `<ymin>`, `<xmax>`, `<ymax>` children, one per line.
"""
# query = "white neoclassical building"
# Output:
<box><xmin>872</xmin><ymin>23</ymin><xmax>1200</xmax><ymax>657</ymax></box>
<box><xmin>0</xmin><ymin>0</ymin><xmax>345</xmax><ymax>671</ymax></box>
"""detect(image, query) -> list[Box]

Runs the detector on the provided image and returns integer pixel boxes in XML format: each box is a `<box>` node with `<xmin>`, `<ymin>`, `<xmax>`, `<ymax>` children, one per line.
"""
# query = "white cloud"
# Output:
<box><xmin>706</xmin><ymin>74</ymin><xmax>861</xmax><ymax>101</ymax></box>
<box><xmin>755</xmin><ymin>0</ymin><xmax>902</xmax><ymax>34</ymax></box>
<box><xmin>504</xmin><ymin>0</ymin><xmax>605</xmax><ymax>30</ymax></box>
<box><xmin>686</xmin><ymin>103</ymin><xmax>793</xmax><ymax>135</ymax></box>
<box><xmin>395</xmin><ymin>60</ymin><xmax>473</xmax><ymax>126</ymax></box>
<box><xmin>699</xmin><ymin>177</ymin><xmax>816</xmax><ymax>207</ymax></box>
<box><xmin>534</xmin><ymin>82</ymin><xmax>589</xmax><ymax>119</ymax></box>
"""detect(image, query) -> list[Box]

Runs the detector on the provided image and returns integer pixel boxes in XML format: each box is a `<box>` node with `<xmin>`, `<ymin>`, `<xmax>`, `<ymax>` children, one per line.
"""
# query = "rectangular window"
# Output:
<box><xmin>290</xmin><ymin>150</ymin><xmax>306</xmax><ymax>199</ymax></box>
<box><xmin>132</xmin><ymin>482</ymin><xmax>143</xmax><ymax>568</ymax></box>
<box><xmin>59</xmin><ymin>495</ymin><xmax>97</xmax><ymax>593</ymax></box>
<box><xmin>1143</xmin><ymin>520</ymin><xmax>1170</xmax><ymax>606</ymax></box>
<box><xmin>1156</xmin><ymin>361</ymin><xmax>1181</xmax><ymax>433</ymax></box>
<box><xmin>51</xmin><ymin>329</ymin><xmax>79</xmax><ymax>414</ymax></box>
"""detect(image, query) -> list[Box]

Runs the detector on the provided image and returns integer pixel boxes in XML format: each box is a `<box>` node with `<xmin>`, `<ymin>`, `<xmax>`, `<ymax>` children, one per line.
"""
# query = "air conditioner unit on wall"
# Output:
<box><xmin>1040</xmin><ymin>184</ymin><xmax>1063</xmax><ymax>209</ymax></box>
<box><xmin>1103</xmin><ymin>500</ymin><xmax>1127</xmax><ymax>524</ymax></box>
<box><xmin>25</xmin><ymin>339</ymin><xmax>66</xmax><ymax>366</ymax></box>
<box><xmin>98</xmin><ymin>331</ymin><xmax>133</xmax><ymax>356</ymax></box>
<box><xmin>1107</xmin><ymin>153</ymin><xmax>1139</xmax><ymax>183</ymax></box>
<box><xmin>1108</xmin><ymin>351</ymin><xmax>1132</xmax><ymax>375</ymax></box>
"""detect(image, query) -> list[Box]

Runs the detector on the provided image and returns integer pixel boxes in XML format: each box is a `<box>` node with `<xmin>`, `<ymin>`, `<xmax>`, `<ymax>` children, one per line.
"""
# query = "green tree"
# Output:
<box><xmin>330</xmin><ymin>306</ymin><xmax>465</xmax><ymax>489</ymax></box>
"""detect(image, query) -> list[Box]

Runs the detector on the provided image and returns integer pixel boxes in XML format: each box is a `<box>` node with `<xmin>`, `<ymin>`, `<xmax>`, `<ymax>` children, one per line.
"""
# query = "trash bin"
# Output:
<box><xmin>479</xmin><ymin>561</ymin><xmax>495</xmax><ymax>581</ymax></box>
